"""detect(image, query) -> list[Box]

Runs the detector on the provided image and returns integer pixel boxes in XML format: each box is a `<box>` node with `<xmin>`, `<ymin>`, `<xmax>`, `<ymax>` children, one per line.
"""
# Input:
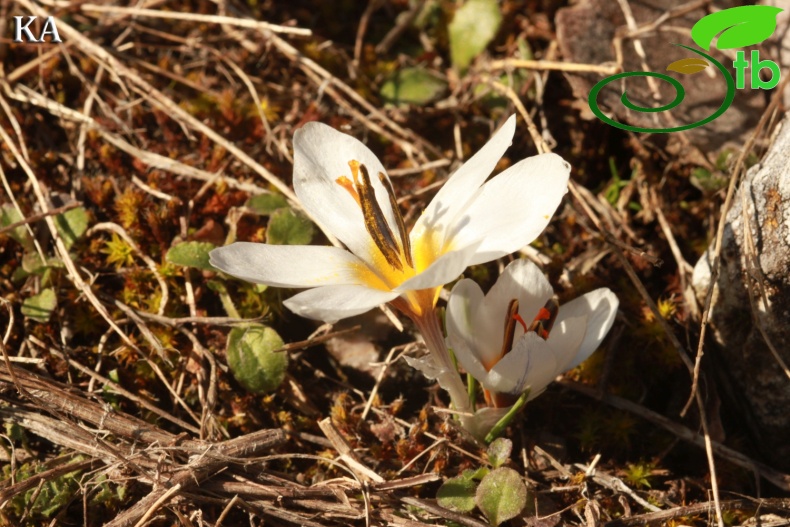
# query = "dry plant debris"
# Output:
<box><xmin>1</xmin><ymin>0</ymin><xmax>789</xmax><ymax>526</ymax></box>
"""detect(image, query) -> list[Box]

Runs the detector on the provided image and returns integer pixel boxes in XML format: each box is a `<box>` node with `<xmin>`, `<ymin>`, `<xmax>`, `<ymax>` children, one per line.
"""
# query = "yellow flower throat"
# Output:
<box><xmin>336</xmin><ymin>160</ymin><xmax>439</xmax><ymax>315</ymax></box>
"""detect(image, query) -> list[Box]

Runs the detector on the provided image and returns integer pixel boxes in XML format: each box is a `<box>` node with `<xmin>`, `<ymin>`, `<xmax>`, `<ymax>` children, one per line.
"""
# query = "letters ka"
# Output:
<box><xmin>13</xmin><ymin>16</ymin><xmax>63</xmax><ymax>44</ymax></box>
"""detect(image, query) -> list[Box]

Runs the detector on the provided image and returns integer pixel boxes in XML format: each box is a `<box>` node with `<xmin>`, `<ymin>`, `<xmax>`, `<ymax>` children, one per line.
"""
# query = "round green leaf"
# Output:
<box><xmin>266</xmin><ymin>208</ymin><xmax>314</xmax><ymax>245</ymax></box>
<box><xmin>475</xmin><ymin>467</ymin><xmax>527</xmax><ymax>526</ymax></box>
<box><xmin>1</xmin><ymin>204</ymin><xmax>34</xmax><ymax>250</ymax></box>
<box><xmin>22</xmin><ymin>288</ymin><xmax>57</xmax><ymax>323</ymax></box>
<box><xmin>449</xmin><ymin>0</ymin><xmax>502</xmax><ymax>71</ymax></box>
<box><xmin>166</xmin><ymin>241</ymin><xmax>217</xmax><ymax>271</ymax></box>
<box><xmin>246</xmin><ymin>193</ymin><xmax>289</xmax><ymax>215</ymax></box>
<box><xmin>487</xmin><ymin>438</ymin><xmax>512</xmax><ymax>469</ymax></box>
<box><xmin>437</xmin><ymin>475</ymin><xmax>477</xmax><ymax>513</ymax></box>
<box><xmin>21</xmin><ymin>251</ymin><xmax>51</xmax><ymax>275</ymax></box>
<box><xmin>226</xmin><ymin>324</ymin><xmax>288</xmax><ymax>393</ymax></box>
<box><xmin>380</xmin><ymin>67</ymin><xmax>447</xmax><ymax>106</ymax></box>
<box><xmin>54</xmin><ymin>206</ymin><xmax>89</xmax><ymax>250</ymax></box>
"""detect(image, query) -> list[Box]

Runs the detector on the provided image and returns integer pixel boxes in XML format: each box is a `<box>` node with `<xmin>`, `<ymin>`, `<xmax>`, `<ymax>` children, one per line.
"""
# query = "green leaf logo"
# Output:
<box><xmin>691</xmin><ymin>5</ymin><xmax>783</xmax><ymax>51</ymax></box>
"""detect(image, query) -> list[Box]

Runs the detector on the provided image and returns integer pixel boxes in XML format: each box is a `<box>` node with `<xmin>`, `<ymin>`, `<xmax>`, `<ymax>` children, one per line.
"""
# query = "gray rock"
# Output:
<box><xmin>692</xmin><ymin>114</ymin><xmax>790</xmax><ymax>468</ymax></box>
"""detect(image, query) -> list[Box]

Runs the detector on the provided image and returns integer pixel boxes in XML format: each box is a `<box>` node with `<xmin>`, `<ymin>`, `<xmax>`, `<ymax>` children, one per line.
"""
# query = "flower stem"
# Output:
<box><xmin>484</xmin><ymin>390</ymin><xmax>530</xmax><ymax>444</ymax></box>
<box><xmin>412</xmin><ymin>310</ymin><xmax>472</xmax><ymax>415</ymax></box>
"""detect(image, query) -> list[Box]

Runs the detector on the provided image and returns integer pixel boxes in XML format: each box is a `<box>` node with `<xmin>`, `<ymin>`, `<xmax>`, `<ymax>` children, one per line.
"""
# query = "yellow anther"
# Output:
<box><xmin>335</xmin><ymin>176</ymin><xmax>361</xmax><ymax>206</ymax></box>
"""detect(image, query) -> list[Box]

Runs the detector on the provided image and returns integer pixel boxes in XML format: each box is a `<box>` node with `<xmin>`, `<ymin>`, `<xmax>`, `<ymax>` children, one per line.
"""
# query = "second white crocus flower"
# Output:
<box><xmin>446</xmin><ymin>259</ymin><xmax>619</xmax><ymax>412</ymax></box>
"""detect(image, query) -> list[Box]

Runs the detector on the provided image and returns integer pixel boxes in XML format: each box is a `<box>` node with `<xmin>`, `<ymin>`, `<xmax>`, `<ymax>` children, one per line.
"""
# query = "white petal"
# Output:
<box><xmin>553</xmin><ymin>288</ymin><xmax>619</xmax><ymax>370</ymax></box>
<box><xmin>209</xmin><ymin>243</ymin><xmax>367</xmax><ymax>287</ymax></box>
<box><xmin>449</xmin><ymin>335</ymin><xmax>490</xmax><ymax>389</ymax></box>
<box><xmin>293</xmin><ymin>122</ymin><xmax>399</xmax><ymax>267</ymax></box>
<box><xmin>283</xmin><ymin>284</ymin><xmax>398</xmax><ymax>323</ymax></box>
<box><xmin>446</xmin><ymin>280</ymin><xmax>492</xmax><ymax>381</ymax></box>
<box><xmin>447</xmin><ymin>153</ymin><xmax>571</xmax><ymax>266</ymax></box>
<box><xmin>544</xmin><ymin>314</ymin><xmax>588</xmax><ymax>374</ymax></box>
<box><xmin>486</xmin><ymin>332</ymin><xmax>557</xmax><ymax>395</ymax></box>
<box><xmin>446</xmin><ymin>279</ymin><xmax>487</xmax><ymax>363</ymax></box>
<box><xmin>479</xmin><ymin>259</ymin><xmax>554</xmax><ymax>351</ymax></box>
<box><xmin>410</xmin><ymin>116</ymin><xmax>517</xmax><ymax>258</ymax></box>
<box><xmin>396</xmin><ymin>241</ymin><xmax>480</xmax><ymax>292</ymax></box>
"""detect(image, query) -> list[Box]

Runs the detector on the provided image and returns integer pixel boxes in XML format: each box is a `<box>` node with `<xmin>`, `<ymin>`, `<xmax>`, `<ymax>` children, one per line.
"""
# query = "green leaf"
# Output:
<box><xmin>21</xmin><ymin>252</ymin><xmax>49</xmax><ymax>275</ymax></box>
<box><xmin>166</xmin><ymin>241</ymin><xmax>217</xmax><ymax>271</ymax></box>
<box><xmin>603</xmin><ymin>157</ymin><xmax>627</xmax><ymax>207</ymax></box>
<box><xmin>5</xmin><ymin>459</ymin><xmax>84</xmax><ymax>519</ymax></box>
<box><xmin>226</xmin><ymin>324</ymin><xmax>288</xmax><ymax>393</ymax></box>
<box><xmin>0</xmin><ymin>204</ymin><xmax>33</xmax><ymax>250</ymax></box>
<box><xmin>463</xmin><ymin>467</ymin><xmax>490</xmax><ymax>481</ymax></box>
<box><xmin>414</xmin><ymin>0</ymin><xmax>441</xmax><ymax>29</ymax></box>
<box><xmin>715</xmin><ymin>149</ymin><xmax>735</xmax><ymax>171</ymax></box>
<box><xmin>14</xmin><ymin>253</ymin><xmax>62</xmax><ymax>284</ymax></box>
<box><xmin>690</xmin><ymin>167</ymin><xmax>728</xmax><ymax>193</ymax></box>
<box><xmin>475</xmin><ymin>467</ymin><xmax>527</xmax><ymax>526</ymax></box>
<box><xmin>246</xmin><ymin>193</ymin><xmax>289</xmax><ymax>215</ymax></box>
<box><xmin>437</xmin><ymin>475</ymin><xmax>477</xmax><ymax>513</ymax></box>
<box><xmin>449</xmin><ymin>0</ymin><xmax>502</xmax><ymax>71</ymax></box>
<box><xmin>691</xmin><ymin>5</ymin><xmax>782</xmax><ymax>51</ymax></box>
<box><xmin>54</xmin><ymin>206</ymin><xmax>88</xmax><ymax>250</ymax></box>
<box><xmin>487</xmin><ymin>438</ymin><xmax>512</xmax><ymax>469</ymax></box>
<box><xmin>5</xmin><ymin>422</ymin><xmax>27</xmax><ymax>443</ymax></box>
<box><xmin>22</xmin><ymin>288</ymin><xmax>57</xmax><ymax>323</ymax></box>
<box><xmin>102</xmin><ymin>369</ymin><xmax>122</xmax><ymax>408</ymax></box>
<box><xmin>380</xmin><ymin>67</ymin><xmax>447</xmax><ymax>106</ymax></box>
<box><xmin>34</xmin><ymin>466</ymin><xmax>82</xmax><ymax>517</ymax></box>
<box><xmin>266</xmin><ymin>208</ymin><xmax>314</xmax><ymax>245</ymax></box>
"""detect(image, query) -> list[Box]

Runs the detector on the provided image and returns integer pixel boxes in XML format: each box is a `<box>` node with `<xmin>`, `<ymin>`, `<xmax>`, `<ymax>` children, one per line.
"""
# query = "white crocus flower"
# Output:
<box><xmin>210</xmin><ymin>116</ymin><xmax>570</xmax><ymax>414</ymax></box>
<box><xmin>446</xmin><ymin>259</ymin><xmax>618</xmax><ymax>433</ymax></box>
<box><xmin>210</xmin><ymin>115</ymin><xmax>569</xmax><ymax>324</ymax></box>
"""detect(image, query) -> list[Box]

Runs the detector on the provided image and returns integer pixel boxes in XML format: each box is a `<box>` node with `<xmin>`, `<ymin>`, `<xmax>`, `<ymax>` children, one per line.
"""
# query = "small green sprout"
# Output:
<box><xmin>624</xmin><ymin>461</ymin><xmax>655</xmax><ymax>489</ymax></box>
<box><xmin>102</xmin><ymin>233</ymin><xmax>135</xmax><ymax>269</ymax></box>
